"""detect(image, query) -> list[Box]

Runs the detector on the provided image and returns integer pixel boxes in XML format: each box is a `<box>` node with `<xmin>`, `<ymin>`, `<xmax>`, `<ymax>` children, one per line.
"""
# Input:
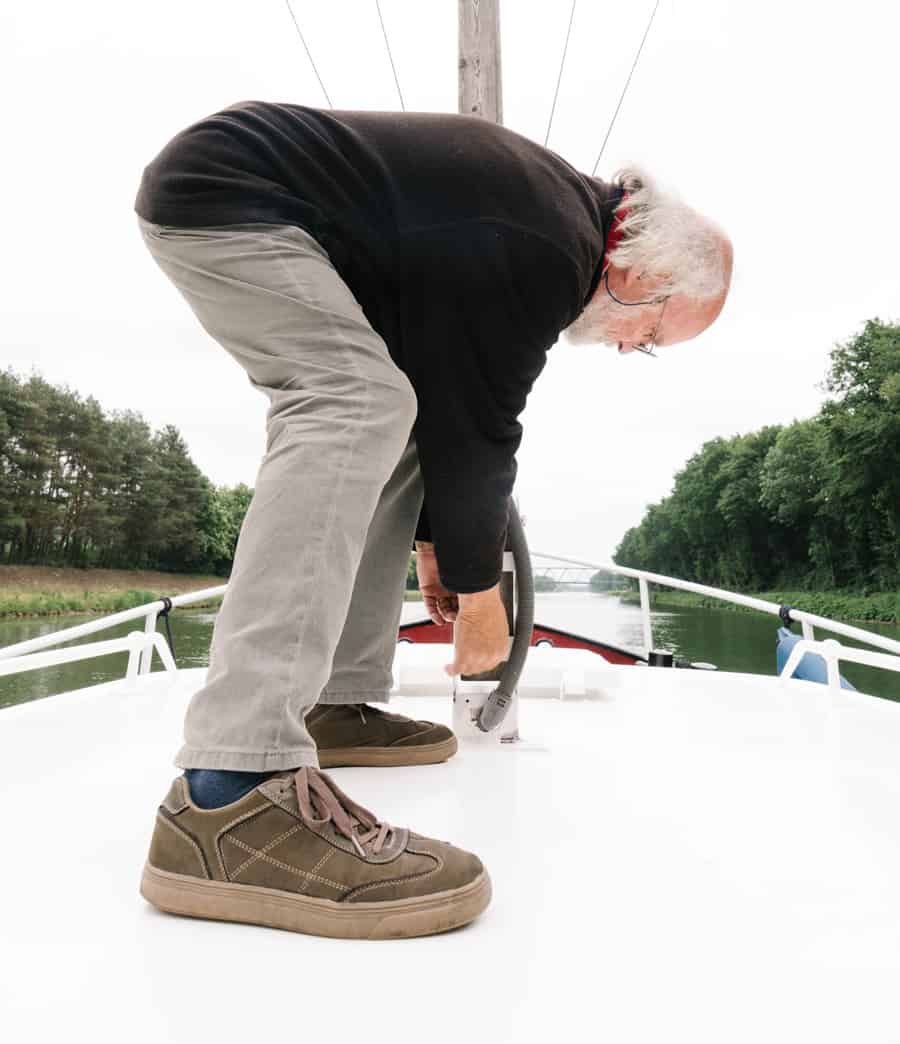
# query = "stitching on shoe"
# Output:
<box><xmin>155</xmin><ymin>812</ymin><xmax>210</xmax><ymax>879</ymax></box>
<box><xmin>264</xmin><ymin>787</ymin><xmax>303</xmax><ymax>821</ymax></box>
<box><xmin>162</xmin><ymin>777</ymin><xmax>190</xmax><ymax>814</ymax></box>
<box><xmin>343</xmin><ymin>852</ymin><xmax>443</xmax><ymax>901</ymax></box>
<box><xmin>222</xmin><ymin>834</ymin><xmax>346</xmax><ymax>892</ymax></box>
<box><xmin>214</xmin><ymin>802</ymin><xmax>273</xmax><ymax>881</ymax></box>
<box><xmin>298</xmin><ymin>849</ymin><xmax>335</xmax><ymax>895</ymax></box>
<box><xmin>229</xmin><ymin>824</ymin><xmax>304</xmax><ymax>880</ymax></box>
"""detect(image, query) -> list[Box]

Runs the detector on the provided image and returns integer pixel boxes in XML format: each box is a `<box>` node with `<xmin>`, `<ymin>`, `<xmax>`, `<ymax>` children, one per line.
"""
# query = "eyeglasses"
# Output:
<box><xmin>602</xmin><ymin>268</ymin><xmax>669</xmax><ymax>357</ymax></box>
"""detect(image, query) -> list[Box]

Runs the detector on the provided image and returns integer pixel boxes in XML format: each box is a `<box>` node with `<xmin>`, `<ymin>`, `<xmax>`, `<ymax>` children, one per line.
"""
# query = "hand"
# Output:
<box><xmin>444</xmin><ymin>584</ymin><xmax>509</xmax><ymax>676</ymax></box>
<box><xmin>415</xmin><ymin>541</ymin><xmax>459</xmax><ymax>625</ymax></box>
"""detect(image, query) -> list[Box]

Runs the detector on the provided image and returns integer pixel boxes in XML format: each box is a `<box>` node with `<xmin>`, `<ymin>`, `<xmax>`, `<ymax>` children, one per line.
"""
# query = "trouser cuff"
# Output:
<box><xmin>317</xmin><ymin>689</ymin><xmax>391</xmax><ymax>706</ymax></box>
<box><xmin>174</xmin><ymin>747</ymin><xmax>320</xmax><ymax>772</ymax></box>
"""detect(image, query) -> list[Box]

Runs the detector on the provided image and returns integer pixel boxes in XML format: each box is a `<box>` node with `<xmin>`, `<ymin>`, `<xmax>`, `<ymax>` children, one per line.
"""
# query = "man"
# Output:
<box><xmin>135</xmin><ymin>100</ymin><xmax>732</xmax><ymax>940</ymax></box>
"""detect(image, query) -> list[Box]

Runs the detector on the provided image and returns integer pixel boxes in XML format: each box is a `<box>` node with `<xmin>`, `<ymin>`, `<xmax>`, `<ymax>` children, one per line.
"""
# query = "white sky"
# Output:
<box><xmin>2</xmin><ymin>1</ymin><xmax>898</xmax><ymax>564</ymax></box>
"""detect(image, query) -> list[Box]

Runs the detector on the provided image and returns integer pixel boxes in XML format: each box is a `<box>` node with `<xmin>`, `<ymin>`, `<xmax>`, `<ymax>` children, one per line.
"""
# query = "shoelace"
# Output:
<box><xmin>293</xmin><ymin>767</ymin><xmax>393</xmax><ymax>858</ymax></box>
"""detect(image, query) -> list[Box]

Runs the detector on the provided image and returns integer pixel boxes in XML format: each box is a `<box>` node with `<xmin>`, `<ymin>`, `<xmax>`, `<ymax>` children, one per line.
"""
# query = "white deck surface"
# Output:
<box><xmin>2</xmin><ymin>657</ymin><xmax>900</xmax><ymax>1044</ymax></box>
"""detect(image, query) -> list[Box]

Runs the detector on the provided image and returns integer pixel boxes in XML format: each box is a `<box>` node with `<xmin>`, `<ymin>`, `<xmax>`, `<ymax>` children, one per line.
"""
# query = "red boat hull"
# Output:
<box><xmin>397</xmin><ymin>617</ymin><xmax>644</xmax><ymax>666</ymax></box>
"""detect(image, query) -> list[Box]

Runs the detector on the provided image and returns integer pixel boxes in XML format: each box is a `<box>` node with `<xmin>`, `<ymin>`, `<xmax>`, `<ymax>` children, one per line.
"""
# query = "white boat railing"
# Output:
<box><xmin>0</xmin><ymin>585</ymin><xmax>226</xmax><ymax>674</ymax></box>
<box><xmin>0</xmin><ymin>630</ymin><xmax>177</xmax><ymax>680</ymax></box>
<box><xmin>0</xmin><ymin>558</ymin><xmax>898</xmax><ymax>694</ymax></box>
<box><xmin>531</xmin><ymin>551</ymin><xmax>900</xmax><ymax>660</ymax></box>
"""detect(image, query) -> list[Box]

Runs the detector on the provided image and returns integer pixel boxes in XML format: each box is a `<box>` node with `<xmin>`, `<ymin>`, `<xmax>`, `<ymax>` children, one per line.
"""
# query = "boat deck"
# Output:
<box><xmin>3</xmin><ymin>661</ymin><xmax>900</xmax><ymax>1043</ymax></box>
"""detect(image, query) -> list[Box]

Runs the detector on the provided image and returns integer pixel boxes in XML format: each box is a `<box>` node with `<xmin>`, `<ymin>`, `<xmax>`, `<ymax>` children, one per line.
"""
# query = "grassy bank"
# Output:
<box><xmin>0</xmin><ymin>565</ymin><xmax>430</xmax><ymax>618</ymax></box>
<box><xmin>0</xmin><ymin>565</ymin><xmax>227</xmax><ymax>618</ymax></box>
<box><xmin>619</xmin><ymin>588</ymin><xmax>900</xmax><ymax>624</ymax></box>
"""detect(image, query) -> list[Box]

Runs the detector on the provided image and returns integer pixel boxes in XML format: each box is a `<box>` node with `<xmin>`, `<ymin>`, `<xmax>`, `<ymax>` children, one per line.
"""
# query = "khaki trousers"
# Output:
<box><xmin>137</xmin><ymin>216</ymin><xmax>423</xmax><ymax>771</ymax></box>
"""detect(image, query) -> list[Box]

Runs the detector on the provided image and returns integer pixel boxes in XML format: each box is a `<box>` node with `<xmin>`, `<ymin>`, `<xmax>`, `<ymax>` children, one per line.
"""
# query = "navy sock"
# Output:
<box><xmin>185</xmin><ymin>768</ymin><xmax>273</xmax><ymax>809</ymax></box>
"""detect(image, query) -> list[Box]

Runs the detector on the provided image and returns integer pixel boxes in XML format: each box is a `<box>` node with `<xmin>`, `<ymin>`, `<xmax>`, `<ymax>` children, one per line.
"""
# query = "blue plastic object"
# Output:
<box><xmin>775</xmin><ymin>626</ymin><xmax>856</xmax><ymax>691</ymax></box>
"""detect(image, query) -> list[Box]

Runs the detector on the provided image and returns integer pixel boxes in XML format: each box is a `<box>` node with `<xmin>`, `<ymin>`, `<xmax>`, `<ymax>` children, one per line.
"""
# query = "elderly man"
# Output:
<box><xmin>135</xmin><ymin>101</ymin><xmax>732</xmax><ymax>940</ymax></box>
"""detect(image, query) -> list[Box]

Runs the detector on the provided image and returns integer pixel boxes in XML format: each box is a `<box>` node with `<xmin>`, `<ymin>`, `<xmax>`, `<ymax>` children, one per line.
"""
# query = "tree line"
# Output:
<box><xmin>0</xmin><ymin>370</ymin><xmax>252</xmax><ymax>575</ymax></box>
<box><xmin>3</xmin><ymin>318</ymin><xmax>896</xmax><ymax>590</ymax></box>
<box><xmin>613</xmin><ymin>319</ymin><xmax>900</xmax><ymax>592</ymax></box>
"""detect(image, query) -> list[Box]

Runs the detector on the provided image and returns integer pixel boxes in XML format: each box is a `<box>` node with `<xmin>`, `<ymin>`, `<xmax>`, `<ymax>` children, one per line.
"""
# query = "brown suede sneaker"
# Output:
<box><xmin>141</xmin><ymin>767</ymin><xmax>490</xmax><ymax>940</ymax></box>
<box><xmin>307</xmin><ymin>703</ymin><xmax>458</xmax><ymax>768</ymax></box>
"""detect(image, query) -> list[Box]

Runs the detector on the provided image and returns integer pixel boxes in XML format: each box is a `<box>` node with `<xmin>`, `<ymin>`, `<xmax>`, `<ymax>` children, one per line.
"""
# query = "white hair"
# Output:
<box><xmin>607</xmin><ymin>165</ymin><xmax>728</xmax><ymax>300</ymax></box>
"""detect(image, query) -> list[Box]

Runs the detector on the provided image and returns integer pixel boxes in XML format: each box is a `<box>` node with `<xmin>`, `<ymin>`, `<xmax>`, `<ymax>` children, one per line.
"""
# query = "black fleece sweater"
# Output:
<box><xmin>135</xmin><ymin>101</ymin><xmax>620</xmax><ymax>592</ymax></box>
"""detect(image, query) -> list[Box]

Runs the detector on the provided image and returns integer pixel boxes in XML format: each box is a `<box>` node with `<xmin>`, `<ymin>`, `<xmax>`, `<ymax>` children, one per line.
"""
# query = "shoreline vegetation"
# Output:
<box><xmin>0</xmin><ymin>565</ymin><xmax>426</xmax><ymax>619</ymax></box>
<box><xmin>5</xmin><ymin>324</ymin><xmax>894</xmax><ymax>629</ymax></box>
<box><xmin>0</xmin><ymin>566</ymin><xmax>227</xmax><ymax>619</ymax></box>
<box><xmin>1</xmin><ymin>565</ymin><xmax>894</xmax><ymax>627</ymax></box>
<box><xmin>618</xmin><ymin>588</ymin><xmax>899</xmax><ymax>625</ymax></box>
<box><xmin>613</xmin><ymin>322</ymin><xmax>900</xmax><ymax>602</ymax></box>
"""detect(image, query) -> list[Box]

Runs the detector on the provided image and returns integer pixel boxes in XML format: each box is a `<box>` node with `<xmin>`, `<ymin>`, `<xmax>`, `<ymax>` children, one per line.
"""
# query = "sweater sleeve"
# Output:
<box><xmin>398</xmin><ymin>221</ymin><xmax>585</xmax><ymax>593</ymax></box>
<box><xmin>413</xmin><ymin>500</ymin><xmax>432</xmax><ymax>545</ymax></box>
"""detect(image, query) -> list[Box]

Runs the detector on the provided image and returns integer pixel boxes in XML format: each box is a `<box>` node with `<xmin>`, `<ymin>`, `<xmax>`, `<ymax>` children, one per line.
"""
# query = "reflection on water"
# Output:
<box><xmin>2</xmin><ymin>592</ymin><xmax>898</xmax><ymax>709</ymax></box>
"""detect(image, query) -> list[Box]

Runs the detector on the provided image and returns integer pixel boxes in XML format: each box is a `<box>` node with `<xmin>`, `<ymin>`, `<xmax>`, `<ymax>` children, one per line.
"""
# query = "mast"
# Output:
<box><xmin>458</xmin><ymin>0</ymin><xmax>503</xmax><ymax>124</ymax></box>
<box><xmin>456</xmin><ymin>0</ymin><xmax>517</xmax><ymax>704</ymax></box>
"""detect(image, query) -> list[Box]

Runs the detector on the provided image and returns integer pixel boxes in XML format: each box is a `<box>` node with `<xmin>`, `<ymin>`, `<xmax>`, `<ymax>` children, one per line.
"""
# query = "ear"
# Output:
<box><xmin>632</xmin><ymin>268</ymin><xmax>671</xmax><ymax>297</ymax></box>
<box><xmin>616</xmin><ymin>265</ymin><xmax>643</xmax><ymax>290</ymax></box>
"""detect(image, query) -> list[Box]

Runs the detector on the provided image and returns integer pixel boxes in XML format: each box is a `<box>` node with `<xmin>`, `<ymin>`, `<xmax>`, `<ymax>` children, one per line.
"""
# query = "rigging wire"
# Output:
<box><xmin>375</xmin><ymin>0</ymin><xmax>406</xmax><ymax>111</ymax></box>
<box><xmin>591</xmin><ymin>0</ymin><xmax>661</xmax><ymax>174</ymax></box>
<box><xmin>544</xmin><ymin>0</ymin><xmax>577</xmax><ymax>148</ymax></box>
<box><xmin>283</xmin><ymin>0</ymin><xmax>333</xmax><ymax>108</ymax></box>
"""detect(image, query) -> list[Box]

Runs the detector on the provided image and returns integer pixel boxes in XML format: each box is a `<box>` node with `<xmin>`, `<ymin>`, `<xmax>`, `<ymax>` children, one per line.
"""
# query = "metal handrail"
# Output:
<box><xmin>0</xmin><ymin>630</ymin><xmax>177</xmax><ymax>680</ymax></box>
<box><xmin>531</xmin><ymin>552</ymin><xmax>900</xmax><ymax>659</ymax></box>
<box><xmin>0</xmin><ymin>585</ymin><xmax>226</xmax><ymax>667</ymax></box>
<box><xmin>1</xmin><ymin>558</ymin><xmax>898</xmax><ymax>688</ymax></box>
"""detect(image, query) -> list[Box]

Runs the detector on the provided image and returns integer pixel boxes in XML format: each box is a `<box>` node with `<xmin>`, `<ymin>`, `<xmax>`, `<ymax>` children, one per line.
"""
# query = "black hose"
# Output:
<box><xmin>476</xmin><ymin>499</ymin><xmax>534</xmax><ymax>732</ymax></box>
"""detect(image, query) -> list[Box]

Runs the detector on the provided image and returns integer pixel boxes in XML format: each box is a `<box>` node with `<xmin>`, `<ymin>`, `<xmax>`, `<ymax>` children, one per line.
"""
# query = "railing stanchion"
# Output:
<box><xmin>127</xmin><ymin>633</ymin><xmax>141</xmax><ymax>680</ymax></box>
<box><xmin>140</xmin><ymin>611</ymin><xmax>158</xmax><ymax>675</ymax></box>
<box><xmin>638</xmin><ymin>577</ymin><xmax>653</xmax><ymax>655</ymax></box>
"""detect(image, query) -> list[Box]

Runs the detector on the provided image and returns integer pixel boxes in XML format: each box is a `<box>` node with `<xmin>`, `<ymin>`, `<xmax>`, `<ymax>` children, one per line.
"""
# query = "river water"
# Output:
<box><xmin>1</xmin><ymin>591</ymin><xmax>898</xmax><ymax>710</ymax></box>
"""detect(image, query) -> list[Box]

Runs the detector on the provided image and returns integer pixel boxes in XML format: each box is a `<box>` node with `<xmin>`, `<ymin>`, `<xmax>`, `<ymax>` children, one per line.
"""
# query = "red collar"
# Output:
<box><xmin>602</xmin><ymin>190</ymin><xmax>630</xmax><ymax>272</ymax></box>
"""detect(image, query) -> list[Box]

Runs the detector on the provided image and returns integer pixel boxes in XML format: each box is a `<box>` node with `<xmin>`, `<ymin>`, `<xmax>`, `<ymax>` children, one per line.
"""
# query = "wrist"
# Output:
<box><xmin>414</xmin><ymin>541</ymin><xmax>435</xmax><ymax>553</ymax></box>
<box><xmin>458</xmin><ymin>582</ymin><xmax>501</xmax><ymax>607</ymax></box>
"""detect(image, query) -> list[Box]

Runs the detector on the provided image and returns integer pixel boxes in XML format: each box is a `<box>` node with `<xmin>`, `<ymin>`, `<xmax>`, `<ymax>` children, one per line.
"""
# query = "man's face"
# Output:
<box><xmin>562</xmin><ymin>243</ymin><xmax>733</xmax><ymax>354</ymax></box>
<box><xmin>562</xmin><ymin>282</ymin><xmax>668</xmax><ymax>351</ymax></box>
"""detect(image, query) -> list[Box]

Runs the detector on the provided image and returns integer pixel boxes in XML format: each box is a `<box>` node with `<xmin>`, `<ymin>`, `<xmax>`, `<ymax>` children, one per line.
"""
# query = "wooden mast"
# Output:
<box><xmin>457</xmin><ymin>0</ymin><xmax>516</xmax><ymax>693</ymax></box>
<box><xmin>458</xmin><ymin>0</ymin><xmax>503</xmax><ymax>124</ymax></box>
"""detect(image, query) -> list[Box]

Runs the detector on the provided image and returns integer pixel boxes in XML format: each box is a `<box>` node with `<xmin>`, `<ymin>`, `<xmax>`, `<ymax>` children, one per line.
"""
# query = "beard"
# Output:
<box><xmin>560</xmin><ymin>292</ymin><xmax>620</xmax><ymax>347</ymax></box>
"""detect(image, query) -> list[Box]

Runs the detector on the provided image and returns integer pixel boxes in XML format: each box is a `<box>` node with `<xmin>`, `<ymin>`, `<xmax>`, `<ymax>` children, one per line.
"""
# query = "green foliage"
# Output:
<box><xmin>615</xmin><ymin>319</ymin><xmax>900</xmax><ymax>593</ymax></box>
<box><xmin>406</xmin><ymin>552</ymin><xmax>419</xmax><ymax>590</ymax></box>
<box><xmin>0</xmin><ymin>587</ymin><xmax>165</xmax><ymax>617</ymax></box>
<box><xmin>0</xmin><ymin>368</ymin><xmax>253</xmax><ymax>576</ymax></box>
<box><xmin>589</xmin><ymin>571</ymin><xmax>632</xmax><ymax>592</ymax></box>
<box><xmin>620</xmin><ymin>589</ymin><xmax>900</xmax><ymax>625</ymax></box>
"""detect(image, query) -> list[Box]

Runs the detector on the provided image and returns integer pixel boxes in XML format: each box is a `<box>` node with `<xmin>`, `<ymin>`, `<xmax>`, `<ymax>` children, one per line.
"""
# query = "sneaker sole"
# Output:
<box><xmin>316</xmin><ymin>734</ymin><xmax>458</xmax><ymax>769</ymax></box>
<box><xmin>141</xmin><ymin>862</ymin><xmax>490</xmax><ymax>940</ymax></box>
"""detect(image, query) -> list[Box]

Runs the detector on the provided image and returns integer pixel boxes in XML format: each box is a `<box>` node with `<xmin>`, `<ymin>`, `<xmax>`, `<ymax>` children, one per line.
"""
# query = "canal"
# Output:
<box><xmin>2</xmin><ymin>591</ymin><xmax>898</xmax><ymax>709</ymax></box>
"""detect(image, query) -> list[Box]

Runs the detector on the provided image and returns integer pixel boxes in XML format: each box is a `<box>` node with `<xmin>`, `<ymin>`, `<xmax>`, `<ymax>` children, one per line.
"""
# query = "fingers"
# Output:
<box><xmin>443</xmin><ymin>657</ymin><xmax>500</xmax><ymax>676</ymax></box>
<box><xmin>444</xmin><ymin>649</ymin><xmax>506</xmax><ymax>676</ymax></box>
<box><xmin>423</xmin><ymin>593</ymin><xmax>458</xmax><ymax>625</ymax></box>
<box><xmin>445</xmin><ymin>600</ymin><xmax>509</xmax><ymax>676</ymax></box>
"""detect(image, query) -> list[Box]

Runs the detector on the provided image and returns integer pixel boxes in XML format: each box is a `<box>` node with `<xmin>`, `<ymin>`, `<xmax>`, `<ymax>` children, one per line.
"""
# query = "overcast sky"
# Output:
<box><xmin>2</xmin><ymin>1</ymin><xmax>898</xmax><ymax>566</ymax></box>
